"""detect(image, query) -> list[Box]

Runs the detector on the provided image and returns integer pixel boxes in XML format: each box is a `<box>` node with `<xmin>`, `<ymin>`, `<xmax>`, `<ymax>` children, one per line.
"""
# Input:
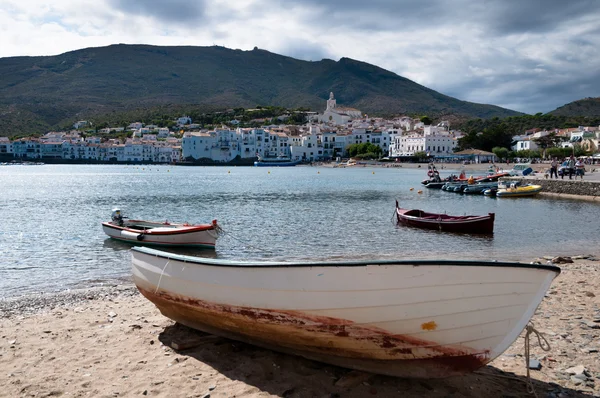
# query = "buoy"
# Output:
<box><xmin>410</xmin><ymin>188</ymin><xmax>414</xmax><ymax>191</ymax></box>
<box><xmin>418</xmin><ymin>190</ymin><xmax>423</xmax><ymax>194</ymax></box>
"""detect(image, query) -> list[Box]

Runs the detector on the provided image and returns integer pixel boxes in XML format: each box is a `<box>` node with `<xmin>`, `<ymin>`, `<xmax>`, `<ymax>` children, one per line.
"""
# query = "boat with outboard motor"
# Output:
<box><xmin>102</xmin><ymin>209</ymin><xmax>221</xmax><ymax>248</ymax></box>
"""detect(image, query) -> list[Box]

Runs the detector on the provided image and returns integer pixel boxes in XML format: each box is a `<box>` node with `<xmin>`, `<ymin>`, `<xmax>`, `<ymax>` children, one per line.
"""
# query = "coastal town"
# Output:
<box><xmin>2</xmin><ymin>93</ymin><xmax>599</xmax><ymax>164</ymax></box>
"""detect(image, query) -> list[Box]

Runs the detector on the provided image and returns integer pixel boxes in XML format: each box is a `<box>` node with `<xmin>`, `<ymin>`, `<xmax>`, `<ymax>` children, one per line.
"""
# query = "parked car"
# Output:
<box><xmin>558</xmin><ymin>161</ymin><xmax>572</xmax><ymax>177</ymax></box>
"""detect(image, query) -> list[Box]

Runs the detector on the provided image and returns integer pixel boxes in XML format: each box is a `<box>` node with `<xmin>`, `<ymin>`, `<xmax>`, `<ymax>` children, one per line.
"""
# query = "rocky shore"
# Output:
<box><xmin>2</xmin><ymin>255</ymin><xmax>599</xmax><ymax>397</ymax></box>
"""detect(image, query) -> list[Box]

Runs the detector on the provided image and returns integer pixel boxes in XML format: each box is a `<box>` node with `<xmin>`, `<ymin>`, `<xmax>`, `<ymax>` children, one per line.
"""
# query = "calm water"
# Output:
<box><xmin>1</xmin><ymin>164</ymin><xmax>599</xmax><ymax>298</ymax></box>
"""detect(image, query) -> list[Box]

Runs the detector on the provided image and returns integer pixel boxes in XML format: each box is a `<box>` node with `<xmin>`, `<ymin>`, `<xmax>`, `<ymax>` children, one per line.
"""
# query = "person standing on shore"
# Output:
<box><xmin>567</xmin><ymin>155</ymin><xmax>576</xmax><ymax>179</ymax></box>
<box><xmin>550</xmin><ymin>158</ymin><xmax>558</xmax><ymax>179</ymax></box>
<box><xmin>575</xmin><ymin>158</ymin><xmax>585</xmax><ymax>179</ymax></box>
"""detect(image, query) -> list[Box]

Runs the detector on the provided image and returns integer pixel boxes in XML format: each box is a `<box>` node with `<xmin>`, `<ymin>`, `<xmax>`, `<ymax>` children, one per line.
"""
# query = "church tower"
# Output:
<box><xmin>326</xmin><ymin>92</ymin><xmax>337</xmax><ymax>111</ymax></box>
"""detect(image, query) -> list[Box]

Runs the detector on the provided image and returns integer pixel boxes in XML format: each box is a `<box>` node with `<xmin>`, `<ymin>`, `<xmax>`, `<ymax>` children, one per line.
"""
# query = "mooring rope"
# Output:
<box><xmin>474</xmin><ymin>323</ymin><xmax>551</xmax><ymax>397</ymax></box>
<box><xmin>524</xmin><ymin>322</ymin><xmax>551</xmax><ymax>397</ymax></box>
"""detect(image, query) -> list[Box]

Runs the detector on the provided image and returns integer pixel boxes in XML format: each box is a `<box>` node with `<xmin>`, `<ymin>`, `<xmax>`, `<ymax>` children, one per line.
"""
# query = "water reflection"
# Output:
<box><xmin>102</xmin><ymin>238</ymin><xmax>218</xmax><ymax>258</ymax></box>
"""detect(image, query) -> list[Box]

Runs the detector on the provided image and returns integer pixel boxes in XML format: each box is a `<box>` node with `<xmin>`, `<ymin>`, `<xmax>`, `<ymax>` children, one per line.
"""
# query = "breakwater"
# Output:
<box><xmin>503</xmin><ymin>177</ymin><xmax>600</xmax><ymax>200</ymax></box>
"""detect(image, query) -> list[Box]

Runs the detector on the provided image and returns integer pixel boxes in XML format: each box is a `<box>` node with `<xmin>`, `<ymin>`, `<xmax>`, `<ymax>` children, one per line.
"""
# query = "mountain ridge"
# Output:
<box><xmin>1</xmin><ymin>43</ymin><xmax>524</xmax><ymax>136</ymax></box>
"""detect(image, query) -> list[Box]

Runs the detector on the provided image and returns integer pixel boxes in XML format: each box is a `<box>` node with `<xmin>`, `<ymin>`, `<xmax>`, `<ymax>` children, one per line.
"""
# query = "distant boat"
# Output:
<box><xmin>132</xmin><ymin>246</ymin><xmax>560</xmax><ymax>378</ymax></box>
<box><xmin>395</xmin><ymin>201</ymin><xmax>495</xmax><ymax>234</ymax></box>
<box><xmin>507</xmin><ymin>163</ymin><xmax>533</xmax><ymax>176</ymax></box>
<box><xmin>102</xmin><ymin>209</ymin><xmax>220</xmax><ymax>248</ymax></box>
<box><xmin>496</xmin><ymin>182</ymin><xmax>542</xmax><ymax>198</ymax></box>
<box><xmin>254</xmin><ymin>155</ymin><xmax>301</xmax><ymax>167</ymax></box>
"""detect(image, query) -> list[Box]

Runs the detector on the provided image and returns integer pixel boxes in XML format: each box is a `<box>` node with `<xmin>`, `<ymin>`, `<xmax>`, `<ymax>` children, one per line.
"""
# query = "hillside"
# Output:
<box><xmin>548</xmin><ymin>97</ymin><xmax>600</xmax><ymax>117</ymax></box>
<box><xmin>0</xmin><ymin>44</ymin><xmax>523</xmax><ymax>136</ymax></box>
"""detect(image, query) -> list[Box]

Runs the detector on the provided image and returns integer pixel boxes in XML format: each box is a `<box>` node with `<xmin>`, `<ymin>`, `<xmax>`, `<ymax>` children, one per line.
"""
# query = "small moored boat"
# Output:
<box><xmin>102</xmin><ymin>209</ymin><xmax>220</xmax><ymax>248</ymax></box>
<box><xmin>496</xmin><ymin>182</ymin><xmax>542</xmax><ymax>198</ymax></box>
<box><xmin>132</xmin><ymin>246</ymin><xmax>560</xmax><ymax>378</ymax></box>
<box><xmin>395</xmin><ymin>201</ymin><xmax>494</xmax><ymax>234</ymax></box>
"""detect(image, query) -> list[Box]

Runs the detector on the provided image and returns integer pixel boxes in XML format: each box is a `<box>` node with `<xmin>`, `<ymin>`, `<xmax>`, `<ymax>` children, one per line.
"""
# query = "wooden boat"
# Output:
<box><xmin>496</xmin><ymin>182</ymin><xmax>542</xmax><ymax>198</ymax></box>
<box><xmin>131</xmin><ymin>246</ymin><xmax>560</xmax><ymax>378</ymax></box>
<box><xmin>395</xmin><ymin>201</ymin><xmax>494</xmax><ymax>234</ymax></box>
<box><xmin>102</xmin><ymin>209</ymin><xmax>220</xmax><ymax>248</ymax></box>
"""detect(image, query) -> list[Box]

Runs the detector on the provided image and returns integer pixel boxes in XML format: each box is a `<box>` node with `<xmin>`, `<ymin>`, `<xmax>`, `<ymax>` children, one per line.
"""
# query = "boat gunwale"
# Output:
<box><xmin>131</xmin><ymin>247</ymin><xmax>561</xmax><ymax>274</ymax></box>
<box><xmin>102</xmin><ymin>221</ymin><xmax>216</xmax><ymax>235</ymax></box>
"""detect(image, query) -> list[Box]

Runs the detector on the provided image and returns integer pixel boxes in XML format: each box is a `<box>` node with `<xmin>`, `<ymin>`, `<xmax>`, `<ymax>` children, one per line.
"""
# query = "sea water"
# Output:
<box><xmin>1</xmin><ymin>164</ymin><xmax>598</xmax><ymax>297</ymax></box>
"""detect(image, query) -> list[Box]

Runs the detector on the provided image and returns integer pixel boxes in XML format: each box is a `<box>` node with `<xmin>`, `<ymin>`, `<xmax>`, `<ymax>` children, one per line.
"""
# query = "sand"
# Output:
<box><xmin>1</xmin><ymin>255</ymin><xmax>599</xmax><ymax>398</ymax></box>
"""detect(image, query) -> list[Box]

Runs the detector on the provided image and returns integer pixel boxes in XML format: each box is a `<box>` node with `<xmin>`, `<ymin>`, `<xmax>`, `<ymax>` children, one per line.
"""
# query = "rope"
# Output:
<box><xmin>524</xmin><ymin>323</ymin><xmax>551</xmax><ymax>397</ymax></box>
<box><xmin>154</xmin><ymin>260</ymin><xmax>170</xmax><ymax>294</ymax></box>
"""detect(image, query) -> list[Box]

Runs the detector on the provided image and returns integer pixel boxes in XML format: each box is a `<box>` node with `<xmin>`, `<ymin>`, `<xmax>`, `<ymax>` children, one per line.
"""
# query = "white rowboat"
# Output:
<box><xmin>102</xmin><ymin>219</ymin><xmax>220</xmax><ymax>248</ymax></box>
<box><xmin>131</xmin><ymin>247</ymin><xmax>560</xmax><ymax>378</ymax></box>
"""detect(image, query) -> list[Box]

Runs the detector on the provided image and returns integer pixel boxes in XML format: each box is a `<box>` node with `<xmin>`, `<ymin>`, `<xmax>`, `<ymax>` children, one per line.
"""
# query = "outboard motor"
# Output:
<box><xmin>111</xmin><ymin>208</ymin><xmax>124</xmax><ymax>226</ymax></box>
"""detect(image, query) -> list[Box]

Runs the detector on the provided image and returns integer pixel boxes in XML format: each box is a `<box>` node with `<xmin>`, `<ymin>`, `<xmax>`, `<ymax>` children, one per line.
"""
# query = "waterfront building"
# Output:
<box><xmin>0</xmin><ymin>137</ymin><xmax>13</xmax><ymax>155</ymax></box>
<box><xmin>389</xmin><ymin>122</ymin><xmax>456</xmax><ymax>157</ymax></box>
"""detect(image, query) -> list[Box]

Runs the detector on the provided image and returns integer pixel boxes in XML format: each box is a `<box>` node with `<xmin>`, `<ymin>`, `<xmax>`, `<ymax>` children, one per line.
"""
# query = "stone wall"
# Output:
<box><xmin>501</xmin><ymin>177</ymin><xmax>600</xmax><ymax>198</ymax></box>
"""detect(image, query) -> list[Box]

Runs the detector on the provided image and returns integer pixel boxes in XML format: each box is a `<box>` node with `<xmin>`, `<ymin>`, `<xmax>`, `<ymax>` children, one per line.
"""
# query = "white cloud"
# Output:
<box><xmin>1</xmin><ymin>0</ymin><xmax>599</xmax><ymax>114</ymax></box>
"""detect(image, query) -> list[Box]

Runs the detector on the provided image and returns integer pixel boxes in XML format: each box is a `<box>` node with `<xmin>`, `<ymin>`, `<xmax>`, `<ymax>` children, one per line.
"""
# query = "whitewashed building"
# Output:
<box><xmin>0</xmin><ymin>137</ymin><xmax>13</xmax><ymax>155</ymax></box>
<box><xmin>318</xmin><ymin>92</ymin><xmax>362</xmax><ymax>125</ymax></box>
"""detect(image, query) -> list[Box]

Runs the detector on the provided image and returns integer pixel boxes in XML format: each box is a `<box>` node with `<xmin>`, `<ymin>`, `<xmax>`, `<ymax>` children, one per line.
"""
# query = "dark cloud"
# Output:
<box><xmin>275</xmin><ymin>0</ymin><xmax>600</xmax><ymax>36</ymax></box>
<box><xmin>109</xmin><ymin>0</ymin><xmax>206</xmax><ymax>23</ymax></box>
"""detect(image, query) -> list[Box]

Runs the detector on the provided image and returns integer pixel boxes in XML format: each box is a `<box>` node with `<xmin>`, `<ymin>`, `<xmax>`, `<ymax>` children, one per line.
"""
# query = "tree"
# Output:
<box><xmin>420</xmin><ymin>116</ymin><xmax>432</xmax><ymax>126</ymax></box>
<box><xmin>492</xmin><ymin>147</ymin><xmax>509</xmax><ymax>161</ymax></box>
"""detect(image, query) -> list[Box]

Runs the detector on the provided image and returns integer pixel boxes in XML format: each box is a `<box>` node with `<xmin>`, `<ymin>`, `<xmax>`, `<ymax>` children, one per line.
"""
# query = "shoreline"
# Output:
<box><xmin>2</xmin><ymin>255</ymin><xmax>599</xmax><ymax>397</ymax></box>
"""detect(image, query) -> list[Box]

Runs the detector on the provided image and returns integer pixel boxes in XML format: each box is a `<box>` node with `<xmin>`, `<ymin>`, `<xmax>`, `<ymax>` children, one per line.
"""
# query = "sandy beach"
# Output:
<box><xmin>2</xmin><ymin>255</ymin><xmax>599</xmax><ymax>398</ymax></box>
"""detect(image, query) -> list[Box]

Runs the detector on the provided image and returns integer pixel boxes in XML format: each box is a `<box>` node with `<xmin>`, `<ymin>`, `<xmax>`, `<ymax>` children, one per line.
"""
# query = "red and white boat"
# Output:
<box><xmin>102</xmin><ymin>209</ymin><xmax>220</xmax><ymax>249</ymax></box>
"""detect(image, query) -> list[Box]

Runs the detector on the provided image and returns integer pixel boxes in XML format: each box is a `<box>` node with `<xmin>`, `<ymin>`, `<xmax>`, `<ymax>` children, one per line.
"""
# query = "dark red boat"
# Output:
<box><xmin>395</xmin><ymin>201</ymin><xmax>495</xmax><ymax>234</ymax></box>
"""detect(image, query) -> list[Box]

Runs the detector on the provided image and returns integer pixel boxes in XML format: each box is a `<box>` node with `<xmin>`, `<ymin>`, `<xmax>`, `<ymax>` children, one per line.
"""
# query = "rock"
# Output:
<box><xmin>334</xmin><ymin>371</ymin><xmax>373</xmax><ymax>388</ymax></box>
<box><xmin>552</xmin><ymin>256</ymin><xmax>573</xmax><ymax>264</ymax></box>
<box><xmin>571</xmin><ymin>376</ymin><xmax>584</xmax><ymax>385</ymax></box>
<box><xmin>108</xmin><ymin>311</ymin><xmax>117</xmax><ymax>318</ymax></box>
<box><xmin>565</xmin><ymin>365</ymin><xmax>586</xmax><ymax>375</ymax></box>
<box><xmin>585</xmin><ymin>291</ymin><xmax>596</xmax><ymax>298</ymax></box>
<box><xmin>584</xmin><ymin>321</ymin><xmax>600</xmax><ymax>329</ymax></box>
<box><xmin>528</xmin><ymin>359</ymin><xmax>542</xmax><ymax>370</ymax></box>
<box><xmin>572</xmin><ymin>254</ymin><xmax>592</xmax><ymax>260</ymax></box>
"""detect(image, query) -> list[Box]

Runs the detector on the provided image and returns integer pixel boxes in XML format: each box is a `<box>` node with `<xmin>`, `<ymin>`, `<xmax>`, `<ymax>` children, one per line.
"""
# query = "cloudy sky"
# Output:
<box><xmin>1</xmin><ymin>0</ymin><xmax>599</xmax><ymax>114</ymax></box>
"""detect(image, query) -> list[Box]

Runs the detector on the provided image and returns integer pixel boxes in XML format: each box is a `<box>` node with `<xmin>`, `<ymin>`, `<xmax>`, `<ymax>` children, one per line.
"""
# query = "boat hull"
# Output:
<box><xmin>102</xmin><ymin>221</ymin><xmax>218</xmax><ymax>248</ymax></box>
<box><xmin>132</xmin><ymin>247</ymin><xmax>559</xmax><ymax>378</ymax></box>
<box><xmin>254</xmin><ymin>160</ymin><xmax>300</xmax><ymax>167</ymax></box>
<box><xmin>396</xmin><ymin>207</ymin><xmax>495</xmax><ymax>234</ymax></box>
<box><xmin>496</xmin><ymin>185</ymin><xmax>542</xmax><ymax>198</ymax></box>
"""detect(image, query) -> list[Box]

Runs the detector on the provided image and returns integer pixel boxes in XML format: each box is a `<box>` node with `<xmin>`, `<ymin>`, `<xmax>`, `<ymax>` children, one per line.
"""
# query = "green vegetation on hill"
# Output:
<box><xmin>457</xmin><ymin>113</ymin><xmax>600</xmax><ymax>153</ymax></box>
<box><xmin>0</xmin><ymin>44</ymin><xmax>522</xmax><ymax>137</ymax></box>
<box><xmin>548</xmin><ymin>97</ymin><xmax>600</xmax><ymax>117</ymax></box>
